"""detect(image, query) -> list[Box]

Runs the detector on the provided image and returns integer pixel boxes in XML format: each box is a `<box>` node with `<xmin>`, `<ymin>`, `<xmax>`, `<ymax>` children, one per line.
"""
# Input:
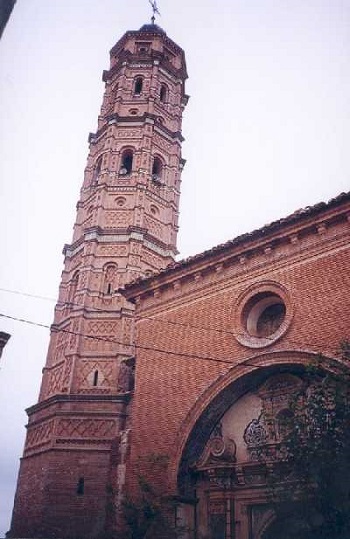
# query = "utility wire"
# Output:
<box><xmin>0</xmin><ymin>286</ymin><xmax>342</xmax><ymax>355</ymax></box>
<box><xmin>0</xmin><ymin>285</ymin><xmax>263</xmax><ymax>337</ymax></box>
<box><xmin>0</xmin><ymin>287</ymin><xmax>56</xmax><ymax>303</ymax></box>
<box><xmin>0</xmin><ymin>312</ymin><xmax>234</xmax><ymax>366</ymax></box>
<box><xmin>0</xmin><ymin>308</ymin><xmax>339</xmax><ymax>368</ymax></box>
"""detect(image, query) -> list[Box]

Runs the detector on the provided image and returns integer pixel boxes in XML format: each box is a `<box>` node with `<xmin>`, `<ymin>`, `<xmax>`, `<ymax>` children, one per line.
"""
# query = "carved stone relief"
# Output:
<box><xmin>243</xmin><ymin>374</ymin><xmax>302</xmax><ymax>461</ymax></box>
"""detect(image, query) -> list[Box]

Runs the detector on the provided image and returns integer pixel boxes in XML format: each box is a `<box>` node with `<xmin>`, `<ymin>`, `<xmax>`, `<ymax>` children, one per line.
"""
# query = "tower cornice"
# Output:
<box><xmin>110</xmin><ymin>28</ymin><xmax>187</xmax><ymax>66</ymax></box>
<box><xmin>63</xmin><ymin>226</ymin><xmax>179</xmax><ymax>258</ymax></box>
<box><xmin>89</xmin><ymin>113</ymin><xmax>185</xmax><ymax>144</ymax></box>
<box><xmin>103</xmin><ymin>54</ymin><xmax>188</xmax><ymax>84</ymax></box>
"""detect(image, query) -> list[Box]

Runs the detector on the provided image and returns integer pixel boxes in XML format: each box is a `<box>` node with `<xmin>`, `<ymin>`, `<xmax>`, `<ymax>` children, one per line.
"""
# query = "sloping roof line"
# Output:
<box><xmin>124</xmin><ymin>191</ymin><xmax>350</xmax><ymax>291</ymax></box>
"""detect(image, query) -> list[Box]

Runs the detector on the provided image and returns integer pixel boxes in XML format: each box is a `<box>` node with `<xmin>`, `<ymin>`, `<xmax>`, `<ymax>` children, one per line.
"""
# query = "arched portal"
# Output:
<box><xmin>173</xmin><ymin>353</ymin><xmax>347</xmax><ymax>539</ymax></box>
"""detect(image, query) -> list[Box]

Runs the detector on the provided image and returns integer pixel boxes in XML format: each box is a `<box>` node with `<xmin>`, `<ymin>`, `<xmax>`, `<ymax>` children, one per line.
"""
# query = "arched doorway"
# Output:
<box><xmin>174</xmin><ymin>353</ymin><xmax>348</xmax><ymax>539</ymax></box>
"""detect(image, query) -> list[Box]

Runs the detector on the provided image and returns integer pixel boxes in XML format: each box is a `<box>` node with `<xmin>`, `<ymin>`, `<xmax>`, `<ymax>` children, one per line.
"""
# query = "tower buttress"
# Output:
<box><xmin>9</xmin><ymin>23</ymin><xmax>188</xmax><ymax>539</ymax></box>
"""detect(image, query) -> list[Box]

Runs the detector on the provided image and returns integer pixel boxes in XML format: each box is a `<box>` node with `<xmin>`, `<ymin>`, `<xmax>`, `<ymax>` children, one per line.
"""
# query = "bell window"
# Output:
<box><xmin>103</xmin><ymin>263</ymin><xmax>118</xmax><ymax>294</ymax></box>
<box><xmin>160</xmin><ymin>84</ymin><xmax>168</xmax><ymax>103</ymax></box>
<box><xmin>134</xmin><ymin>77</ymin><xmax>143</xmax><ymax>95</ymax></box>
<box><xmin>119</xmin><ymin>150</ymin><xmax>133</xmax><ymax>176</ymax></box>
<box><xmin>152</xmin><ymin>157</ymin><xmax>163</xmax><ymax>183</ymax></box>
<box><xmin>93</xmin><ymin>156</ymin><xmax>102</xmax><ymax>183</ymax></box>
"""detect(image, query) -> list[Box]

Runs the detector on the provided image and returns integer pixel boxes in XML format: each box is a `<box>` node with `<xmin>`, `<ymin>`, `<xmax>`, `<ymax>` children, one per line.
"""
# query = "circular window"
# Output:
<box><xmin>235</xmin><ymin>283</ymin><xmax>292</xmax><ymax>348</ymax></box>
<box><xmin>243</xmin><ymin>292</ymin><xmax>286</xmax><ymax>338</ymax></box>
<box><xmin>115</xmin><ymin>196</ymin><xmax>126</xmax><ymax>207</ymax></box>
<box><xmin>150</xmin><ymin>204</ymin><xmax>159</xmax><ymax>216</ymax></box>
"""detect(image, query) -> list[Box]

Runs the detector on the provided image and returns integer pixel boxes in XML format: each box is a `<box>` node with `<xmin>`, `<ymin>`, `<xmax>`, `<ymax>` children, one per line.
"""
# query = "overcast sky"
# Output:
<box><xmin>1</xmin><ymin>0</ymin><xmax>349</xmax><ymax>534</ymax></box>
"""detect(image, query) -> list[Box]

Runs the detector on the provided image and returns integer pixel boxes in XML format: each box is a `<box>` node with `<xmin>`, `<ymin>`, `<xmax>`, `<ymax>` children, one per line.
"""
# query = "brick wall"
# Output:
<box><xmin>125</xmin><ymin>202</ymin><xmax>350</xmax><ymax>495</ymax></box>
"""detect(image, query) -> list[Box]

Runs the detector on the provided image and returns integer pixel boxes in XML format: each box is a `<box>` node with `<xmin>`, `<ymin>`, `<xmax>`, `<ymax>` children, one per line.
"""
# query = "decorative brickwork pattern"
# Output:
<box><xmin>25</xmin><ymin>420</ymin><xmax>54</xmax><ymax>451</ymax></box>
<box><xmin>97</xmin><ymin>245</ymin><xmax>128</xmax><ymax>257</ymax></box>
<box><xmin>77</xmin><ymin>359</ymin><xmax>114</xmax><ymax>390</ymax></box>
<box><xmin>144</xmin><ymin>215</ymin><xmax>163</xmax><ymax>239</ymax></box>
<box><xmin>104</xmin><ymin>210</ymin><xmax>133</xmax><ymax>228</ymax></box>
<box><xmin>61</xmin><ymin>356</ymin><xmax>73</xmax><ymax>392</ymax></box>
<box><xmin>46</xmin><ymin>363</ymin><xmax>64</xmax><ymax>397</ymax></box>
<box><xmin>56</xmin><ymin>418</ymin><xmax>116</xmax><ymax>438</ymax></box>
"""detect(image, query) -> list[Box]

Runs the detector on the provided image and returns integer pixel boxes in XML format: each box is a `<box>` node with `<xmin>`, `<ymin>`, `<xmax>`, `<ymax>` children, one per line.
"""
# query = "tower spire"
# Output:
<box><xmin>149</xmin><ymin>0</ymin><xmax>160</xmax><ymax>24</ymax></box>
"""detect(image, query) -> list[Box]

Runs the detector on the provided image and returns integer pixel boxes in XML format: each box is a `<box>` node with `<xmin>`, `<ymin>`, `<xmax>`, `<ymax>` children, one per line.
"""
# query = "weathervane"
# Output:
<box><xmin>149</xmin><ymin>0</ymin><xmax>160</xmax><ymax>24</ymax></box>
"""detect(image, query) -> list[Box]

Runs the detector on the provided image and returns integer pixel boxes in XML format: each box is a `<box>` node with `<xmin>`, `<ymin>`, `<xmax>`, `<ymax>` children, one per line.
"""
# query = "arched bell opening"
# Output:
<box><xmin>151</xmin><ymin>155</ymin><xmax>164</xmax><ymax>184</ymax></box>
<box><xmin>134</xmin><ymin>76</ymin><xmax>143</xmax><ymax>95</ymax></box>
<box><xmin>119</xmin><ymin>149</ymin><xmax>134</xmax><ymax>176</ymax></box>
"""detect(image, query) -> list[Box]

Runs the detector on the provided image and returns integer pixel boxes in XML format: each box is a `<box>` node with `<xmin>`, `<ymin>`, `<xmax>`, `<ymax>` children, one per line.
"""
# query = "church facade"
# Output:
<box><xmin>9</xmin><ymin>20</ymin><xmax>350</xmax><ymax>539</ymax></box>
<box><xmin>123</xmin><ymin>189</ymin><xmax>350</xmax><ymax>539</ymax></box>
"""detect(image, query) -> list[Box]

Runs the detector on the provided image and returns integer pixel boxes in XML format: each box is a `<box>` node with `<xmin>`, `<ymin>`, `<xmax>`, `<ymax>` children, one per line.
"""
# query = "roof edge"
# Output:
<box><xmin>122</xmin><ymin>190</ymin><xmax>350</xmax><ymax>299</ymax></box>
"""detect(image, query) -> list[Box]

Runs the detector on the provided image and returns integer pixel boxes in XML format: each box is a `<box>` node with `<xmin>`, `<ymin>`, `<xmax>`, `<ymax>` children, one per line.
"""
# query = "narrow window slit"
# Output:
<box><xmin>77</xmin><ymin>477</ymin><xmax>85</xmax><ymax>495</ymax></box>
<box><xmin>160</xmin><ymin>84</ymin><xmax>167</xmax><ymax>103</ymax></box>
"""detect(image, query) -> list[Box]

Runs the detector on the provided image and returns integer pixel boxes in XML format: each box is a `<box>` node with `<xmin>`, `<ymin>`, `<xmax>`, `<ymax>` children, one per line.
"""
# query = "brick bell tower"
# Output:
<box><xmin>9</xmin><ymin>22</ymin><xmax>188</xmax><ymax>538</ymax></box>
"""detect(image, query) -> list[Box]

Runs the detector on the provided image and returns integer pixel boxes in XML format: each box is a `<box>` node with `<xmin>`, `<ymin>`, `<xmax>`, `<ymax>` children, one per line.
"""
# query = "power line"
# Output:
<box><xmin>0</xmin><ymin>287</ymin><xmax>56</xmax><ymax>303</ymax></box>
<box><xmin>0</xmin><ymin>285</ymin><xmax>341</xmax><ymax>355</ymax></box>
<box><xmin>0</xmin><ymin>312</ymin><xmax>234</xmax><ymax>366</ymax></box>
<box><xmin>0</xmin><ymin>308</ymin><xmax>339</xmax><ymax>368</ymax></box>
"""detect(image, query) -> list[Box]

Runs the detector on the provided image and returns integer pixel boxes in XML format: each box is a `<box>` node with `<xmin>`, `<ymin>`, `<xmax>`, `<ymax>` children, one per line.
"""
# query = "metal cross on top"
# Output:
<box><xmin>149</xmin><ymin>0</ymin><xmax>160</xmax><ymax>24</ymax></box>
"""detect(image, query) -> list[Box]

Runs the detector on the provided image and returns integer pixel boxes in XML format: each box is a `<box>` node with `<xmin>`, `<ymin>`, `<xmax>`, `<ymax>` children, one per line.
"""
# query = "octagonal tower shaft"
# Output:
<box><xmin>9</xmin><ymin>24</ymin><xmax>188</xmax><ymax>539</ymax></box>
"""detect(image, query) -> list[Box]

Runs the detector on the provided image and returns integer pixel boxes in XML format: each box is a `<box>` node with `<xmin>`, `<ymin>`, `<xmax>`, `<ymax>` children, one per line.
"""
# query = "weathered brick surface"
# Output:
<box><xmin>125</xmin><ymin>202</ymin><xmax>350</xmax><ymax>495</ymax></box>
<box><xmin>10</xmin><ymin>450</ymin><xmax>110</xmax><ymax>538</ymax></box>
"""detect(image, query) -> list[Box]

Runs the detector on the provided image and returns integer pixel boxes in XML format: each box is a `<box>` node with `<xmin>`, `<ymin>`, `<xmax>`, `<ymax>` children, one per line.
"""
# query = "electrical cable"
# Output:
<box><xmin>0</xmin><ymin>285</ymin><xmax>342</xmax><ymax>355</ymax></box>
<box><xmin>0</xmin><ymin>312</ymin><xmax>234</xmax><ymax>366</ymax></box>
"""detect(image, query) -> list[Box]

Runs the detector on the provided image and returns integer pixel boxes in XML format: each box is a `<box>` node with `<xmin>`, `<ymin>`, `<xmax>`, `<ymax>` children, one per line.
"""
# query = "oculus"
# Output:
<box><xmin>235</xmin><ymin>282</ymin><xmax>292</xmax><ymax>348</ymax></box>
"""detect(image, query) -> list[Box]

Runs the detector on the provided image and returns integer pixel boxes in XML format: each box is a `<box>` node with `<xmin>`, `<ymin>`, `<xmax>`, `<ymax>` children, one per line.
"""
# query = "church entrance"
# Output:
<box><xmin>176</xmin><ymin>366</ymin><xmax>319</xmax><ymax>539</ymax></box>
